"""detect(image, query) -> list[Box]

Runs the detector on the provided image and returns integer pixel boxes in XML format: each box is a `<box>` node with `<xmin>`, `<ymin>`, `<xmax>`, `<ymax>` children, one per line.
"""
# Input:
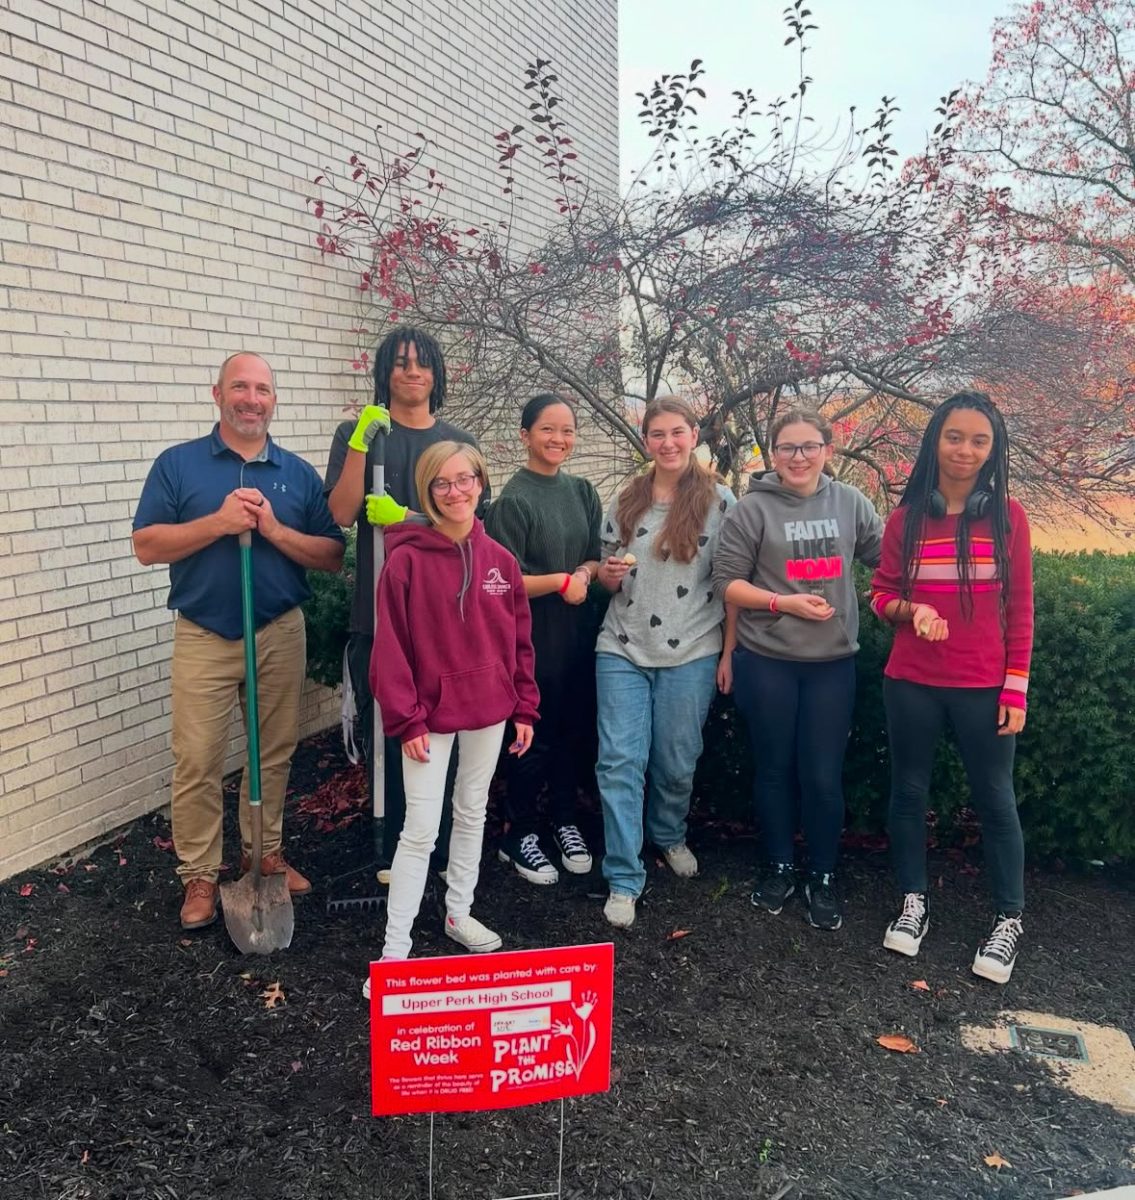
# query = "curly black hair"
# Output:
<box><xmin>373</xmin><ymin>326</ymin><xmax>447</xmax><ymax>413</ymax></box>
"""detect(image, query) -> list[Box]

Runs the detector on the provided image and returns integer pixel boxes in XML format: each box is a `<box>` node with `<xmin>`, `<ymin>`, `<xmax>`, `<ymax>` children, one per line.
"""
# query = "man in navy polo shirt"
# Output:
<box><xmin>133</xmin><ymin>353</ymin><xmax>344</xmax><ymax>931</ymax></box>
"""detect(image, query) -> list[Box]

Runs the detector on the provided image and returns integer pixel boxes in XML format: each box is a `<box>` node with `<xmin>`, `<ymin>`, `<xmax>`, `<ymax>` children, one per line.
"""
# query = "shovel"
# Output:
<box><xmin>220</xmin><ymin>528</ymin><xmax>294</xmax><ymax>954</ymax></box>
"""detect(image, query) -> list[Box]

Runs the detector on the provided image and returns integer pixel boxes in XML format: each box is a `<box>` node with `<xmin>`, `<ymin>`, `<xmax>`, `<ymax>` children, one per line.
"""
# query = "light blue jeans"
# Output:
<box><xmin>595</xmin><ymin>652</ymin><xmax>718</xmax><ymax>898</ymax></box>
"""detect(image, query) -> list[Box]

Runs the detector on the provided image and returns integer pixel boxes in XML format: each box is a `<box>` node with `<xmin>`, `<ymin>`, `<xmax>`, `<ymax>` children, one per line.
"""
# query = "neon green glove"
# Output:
<box><xmin>347</xmin><ymin>405</ymin><xmax>391</xmax><ymax>453</ymax></box>
<box><xmin>365</xmin><ymin>493</ymin><xmax>408</xmax><ymax>526</ymax></box>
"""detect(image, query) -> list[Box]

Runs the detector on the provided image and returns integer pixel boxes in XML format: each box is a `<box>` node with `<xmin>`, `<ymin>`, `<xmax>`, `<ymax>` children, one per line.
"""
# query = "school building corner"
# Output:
<box><xmin>0</xmin><ymin>0</ymin><xmax>618</xmax><ymax>882</ymax></box>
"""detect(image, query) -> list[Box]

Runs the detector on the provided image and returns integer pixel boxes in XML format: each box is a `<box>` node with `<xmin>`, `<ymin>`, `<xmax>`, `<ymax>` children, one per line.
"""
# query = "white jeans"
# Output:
<box><xmin>382</xmin><ymin>722</ymin><xmax>506</xmax><ymax>959</ymax></box>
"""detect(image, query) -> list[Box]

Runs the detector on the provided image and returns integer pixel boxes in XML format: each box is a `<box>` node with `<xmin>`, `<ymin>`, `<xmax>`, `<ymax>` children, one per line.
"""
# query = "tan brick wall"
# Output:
<box><xmin>0</xmin><ymin>0</ymin><xmax>618</xmax><ymax>879</ymax></box>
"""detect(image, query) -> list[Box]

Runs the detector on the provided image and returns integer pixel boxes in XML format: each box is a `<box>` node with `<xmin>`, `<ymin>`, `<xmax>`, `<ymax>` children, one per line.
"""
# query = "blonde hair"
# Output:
<box><xmin>414</xmin><ymin>441</ymin><xmax>490</xmax><ymax>525</ymax></box>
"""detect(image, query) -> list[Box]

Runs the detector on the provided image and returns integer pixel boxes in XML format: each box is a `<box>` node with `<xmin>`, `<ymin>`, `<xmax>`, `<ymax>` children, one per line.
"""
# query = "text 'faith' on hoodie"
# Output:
<box><xmin>370</xmin><ymin>519</ymin><xmax>540</xmax><ymax>742</ymax></box>
<box><xmin>712</xmin><ymin>472</ymin><xmax>884</xmax><ymax>660</ymax></box>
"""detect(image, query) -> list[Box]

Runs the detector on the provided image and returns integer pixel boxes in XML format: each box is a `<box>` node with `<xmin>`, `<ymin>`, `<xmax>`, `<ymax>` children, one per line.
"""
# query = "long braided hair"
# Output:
<box><xmin>898</xmin><ymin>391</ymin><xmax>1013</xmax><ymax>618</ymax></box>
<box><xmin>373</xmin><ymin>325</ymin><xmax>448</xmax><ymax>413</ymax></box>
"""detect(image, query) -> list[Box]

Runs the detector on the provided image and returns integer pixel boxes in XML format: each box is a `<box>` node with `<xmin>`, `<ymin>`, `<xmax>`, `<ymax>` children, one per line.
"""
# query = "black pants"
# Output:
<box><xmin>348</xmin><ymin>634</ymin><xmax>453</xmax><ymax>863</ymax></box>
<box><xmin>731</xmin><ymin>647</ymin><xmax>857</xmax><ymax>874</ymax></box>
<box><xmin>884</xmin><ymin>678</ymin><xmax>1023</xmax><ymax>912</ymax></box>
<box><xmin>503</xmin><ymin>599</ymin><xmax>598</xmax><ymax>837</ymax></box>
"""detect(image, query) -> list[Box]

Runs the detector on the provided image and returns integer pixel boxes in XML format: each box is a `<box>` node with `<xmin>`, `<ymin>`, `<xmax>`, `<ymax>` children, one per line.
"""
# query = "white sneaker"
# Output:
<box><xmin>603</xmin><ymin>893</ymin><xmax>636</xmax><ymax>928</ymax></box>
<box><xmin>445</xmin><ymin>914</ymin><xmax>502</xmax><ymax>953</ymax></box>
<box><xmin>972</xmin><ymin>913</ymin><xmax>1023</xmax><ymax>984</ymax></box>
<box><xmin>662</xmin><ymin>842</ymin><xmax>698</xmax><ymax>878</ymax></box>
<box><xmin>883</xmin><ymin>892</ymin><xmax>929</xmax><ymax>957</ymax></box>
<box><xmin>498</xmin><ymin>832</ymin><xmax>559</xmax><ymax>884</ymax></box>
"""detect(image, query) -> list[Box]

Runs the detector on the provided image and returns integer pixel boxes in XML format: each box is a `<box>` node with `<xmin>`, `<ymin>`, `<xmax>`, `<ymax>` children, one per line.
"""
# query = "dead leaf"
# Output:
<box><xmin>666</xmin><ymin>929</ymin><xmax>692</xmax><ymax>941</ymax></box>
<box><xmin>910</xmin><ymin>980</ymin><xmax>930</xmax><ymax>992</ymax></box>
<box><xmin>290</xmin><ymin>1059</ymin><xmax>303</xmax><ymax>1073</ymax></box>
<box><xmin>81</xmin><ymin>1149</ymin><xmax>90</xmax><ymax>1165</ymax></box>
<box><xmin>18</xmin><ymin>884</ymin><xmax>33</xmax><ymax>897</ymax></box>
<box><xmin>178</xmin><ymin>938</ymin><xmax>193</xmax><ymax>947</ymax></box>
<box><xmin>57</xmin><ymin>883</ymin><xmax>70</xmax><ymax>895</ymax></box>
<box><xmin>261</xmin><ymin>981</ymin><xmax>286</xmax><ymax>1009</ymax></box>
<box><xmin>152</xmin><ymin>836</ymin><xmax>174</xmax><ymax>851</ymax></box>
<box><xmin>82</xmin><ymin>863</ymin><xmax>98</xmax><ymax>873</ymax></box>
<box><xmin>117</xmin><ymin>854</ymin><xmax>127</xmax><ymax>867</ymax></box>
<box><xmin>935</xmin><ymin>1098</ymin><xmax>948</xmax><ymax>1107</ymax></box>
<box><xmin>23</xmin><ymin>939</ymin><xmax>37</xmax><ymax>954</ymax></box>
<box><xmin>877</xmin><ymin>1034</ymin><xmax>919</xmax><ymax>1053</ymax></box>
<box><xmin>983</xmin><ymin>1153</ymin><xmax>1011</xmax><ymax>1170</ymax></box>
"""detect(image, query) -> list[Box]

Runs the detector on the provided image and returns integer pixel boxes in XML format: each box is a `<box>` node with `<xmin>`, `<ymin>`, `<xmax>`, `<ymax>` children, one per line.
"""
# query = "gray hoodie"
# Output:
<box><xmin>712</xmin><ymin>472</ymin><xmax>883</xmax><ymax>660</ymax></box>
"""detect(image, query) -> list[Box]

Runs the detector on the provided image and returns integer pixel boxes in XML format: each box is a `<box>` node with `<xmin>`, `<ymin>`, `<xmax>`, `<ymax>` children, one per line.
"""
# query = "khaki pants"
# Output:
<box><xmin>170</xmin><ymin>607</ymin><xmax>306</xmax><ymax>882</ymax></box>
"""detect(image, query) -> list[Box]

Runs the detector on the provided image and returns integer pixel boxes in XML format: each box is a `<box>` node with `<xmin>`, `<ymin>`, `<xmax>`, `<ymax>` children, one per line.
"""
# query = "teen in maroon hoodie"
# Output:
<box><xmin>367</xmin><ymin>441</ymin><xmax>539</xmax><ymax>971</ymax></box>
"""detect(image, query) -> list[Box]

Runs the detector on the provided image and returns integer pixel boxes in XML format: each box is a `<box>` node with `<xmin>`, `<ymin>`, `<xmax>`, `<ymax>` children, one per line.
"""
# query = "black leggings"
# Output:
<box><xmin>731</xmin><ymin>647</ymin><xmax>857</xmax><ymax>873</ymax></box>
<box><xmin>884</xmin><ymin>678</ymin><xmax>1024</xmax><ymax>913</ymax></box>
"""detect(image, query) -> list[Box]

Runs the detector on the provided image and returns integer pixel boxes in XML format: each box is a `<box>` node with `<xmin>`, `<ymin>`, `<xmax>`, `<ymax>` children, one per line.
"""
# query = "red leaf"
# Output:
<box><xmin>910</xmin><ymin>980</ymin><xmax>930</xmax><ymax>992</ymax></box>
<box><xmin>152</xmin><ymin>836</ymin><xmax>174</xmax><ymax>852</ymax></box>
<box><xmin>877</xmin><ymin>1034</ymin><xmax>919</xmax><ymax>1053</ymax></box>
<box><xmin>666</xmin><ymin>929</ymin><xmax>692</xmax><ymax>941</ymax></box>
<box><xmin>18</xmin><ymin>884</ymin><xmax>33</xmax><ymax>897</ymax></box>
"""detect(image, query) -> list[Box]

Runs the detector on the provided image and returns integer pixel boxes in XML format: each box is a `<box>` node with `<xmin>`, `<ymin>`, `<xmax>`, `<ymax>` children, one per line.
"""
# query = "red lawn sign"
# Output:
<box><xmin>370</xmin><ymin>943</ymin><xmax>614</xmax><ymax>1116</ymax></box>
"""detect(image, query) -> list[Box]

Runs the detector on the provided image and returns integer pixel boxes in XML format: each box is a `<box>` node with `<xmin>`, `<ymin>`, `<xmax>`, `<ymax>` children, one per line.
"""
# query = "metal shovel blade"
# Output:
<box><xmin>220</xmin><ymin>870</ymin><xmax>294</xmax><ymax>955</ymax></box>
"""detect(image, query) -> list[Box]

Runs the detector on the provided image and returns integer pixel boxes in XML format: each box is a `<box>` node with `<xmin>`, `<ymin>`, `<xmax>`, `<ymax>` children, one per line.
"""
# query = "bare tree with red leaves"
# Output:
<box><xmin>309</xmin><ymin>2</ymin><xmax>1134</xmax><ymax>514</ymax></box>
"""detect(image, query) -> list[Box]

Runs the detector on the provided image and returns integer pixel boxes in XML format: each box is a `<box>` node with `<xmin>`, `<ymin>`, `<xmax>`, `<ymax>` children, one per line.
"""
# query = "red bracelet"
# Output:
<box><xmin>768</xmin><ymin>593</ymin><xmax>779</xmax><ymax>613</ymax></box>
<box><xmin>558</xmin><ymin>573</ymin><xmax>572</xmax><ymax>595</ymax></box>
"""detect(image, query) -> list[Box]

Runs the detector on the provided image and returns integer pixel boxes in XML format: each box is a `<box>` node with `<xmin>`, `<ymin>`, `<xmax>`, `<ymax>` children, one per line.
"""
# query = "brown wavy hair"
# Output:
<box><xmin>616</xmin><ymin>398</ymin><xmax>719</xmax><ymax>563</ymax></box>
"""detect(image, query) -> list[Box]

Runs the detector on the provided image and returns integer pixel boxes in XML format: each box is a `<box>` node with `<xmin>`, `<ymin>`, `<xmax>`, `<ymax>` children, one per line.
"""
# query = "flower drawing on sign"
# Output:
<box><xmin>554</xmin><ymin>989</ymin><xmax>599</xmax><ymax>1079</ymax></box>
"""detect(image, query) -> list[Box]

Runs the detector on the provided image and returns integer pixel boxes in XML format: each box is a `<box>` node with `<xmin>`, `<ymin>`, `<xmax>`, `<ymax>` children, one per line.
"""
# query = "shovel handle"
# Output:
<box><xmin>239</xmin><ymin>531</ymin><xmax>263</xmax><ymax>883</ymax></box>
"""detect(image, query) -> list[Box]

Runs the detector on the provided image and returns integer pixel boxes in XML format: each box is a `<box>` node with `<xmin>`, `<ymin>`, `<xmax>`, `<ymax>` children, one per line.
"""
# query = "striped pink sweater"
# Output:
<box><xmin>870</xmin><ymin>499</ymin><xmax>1034</xmax><ymax>709</ymax></box>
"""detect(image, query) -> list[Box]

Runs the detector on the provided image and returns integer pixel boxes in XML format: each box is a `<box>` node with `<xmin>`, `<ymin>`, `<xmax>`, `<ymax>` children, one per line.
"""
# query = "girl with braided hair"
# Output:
<box><xmin>870</xmin><ymin>391</ymin><xmax>1034</xmax><ymax>983</ymax></box>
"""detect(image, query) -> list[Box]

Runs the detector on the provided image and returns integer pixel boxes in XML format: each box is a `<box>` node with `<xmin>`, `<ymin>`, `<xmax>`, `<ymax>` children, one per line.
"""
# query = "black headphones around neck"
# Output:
<box><xmin>927</xmin><ymin>488</ymin><xmax>991</xmax><ymax>519</ymax></box>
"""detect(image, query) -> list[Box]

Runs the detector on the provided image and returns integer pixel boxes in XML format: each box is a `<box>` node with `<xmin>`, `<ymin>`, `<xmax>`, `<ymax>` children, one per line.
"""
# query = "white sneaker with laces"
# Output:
<box><xmin>603</xmin><ymin>893</ymin><xmax>636</xmax><ymax>928</ymax></box>
<box><xmin>662</xmin><ymin>842</ymin><xmax>698</xmax><ymax>878</ymax></box>
<box><xmin>445</xmin><ymin>913</ymin><xmax>503</xmax><ymax>953</ymax></box>
<box><xmin>883</xmin><ymin>892</ymin><xmax>930</xmax><ymax>957</ymax></box>
<box><xmin>498</xmin><ymin>832</ymin><xmax>559</xmax><ymax>885</ymax></box>
<box><xmin>972</xmin><ymin>912</ymin><xmax>1023</xmax><ymax>984</ymax></box>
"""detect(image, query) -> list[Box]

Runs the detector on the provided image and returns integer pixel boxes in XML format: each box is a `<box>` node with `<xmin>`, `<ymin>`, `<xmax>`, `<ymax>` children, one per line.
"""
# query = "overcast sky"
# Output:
<box><xmin>619</xmin><ymin>0</ymin><xmax>1013</xmax><ymax>182</ymax></box>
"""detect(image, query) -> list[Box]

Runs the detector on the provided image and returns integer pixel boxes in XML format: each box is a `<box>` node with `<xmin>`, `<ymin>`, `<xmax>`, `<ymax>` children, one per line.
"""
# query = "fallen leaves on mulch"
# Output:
<box><xmin>18</xmin><ymin>884</ymin><xmax>33</xmax><ymax>897</ymax></box>
<box><xmin>984</xmin><ymin>1153</ymin><xmax>1012</xmax><ymax>1170</ymax></box>
<box><xmin>877</xmin><ymin>1034</ymin><xmax>919</xmax><ymax>1054</ymax></box>
<box><xmin>295</xmin><ymin>765</ymin><xmax>367</xmax><ymax>832</ymax></box>
<box><xmin>910</xmin><ymin>979</ymin><xmax>930</xmax><ymax>992</ymax></box>
<box><xmin>261</xmin><ymin>981</ymin><xmax>286</xmax><ymax>1009</ymax></box>
<box><xmin>666</xmin><ymin>929</ymin><xmax>692</xmax><ymax>941</ymax></box>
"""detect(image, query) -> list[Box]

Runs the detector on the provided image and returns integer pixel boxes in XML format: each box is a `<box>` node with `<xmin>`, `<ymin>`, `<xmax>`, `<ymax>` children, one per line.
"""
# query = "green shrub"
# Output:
<box><xmin>695</xmin><ymin>551</ymin><xmax>1135</xmax><ymax>865</ymax></box>
<box><xmin>305</xmin><ymin>542</ymin><xmax>1135</xmax><ymax>863</ymax></box>
<box><xmin>303</xmin><ymin>528</ymin><xmax>355</xmax><ymax>689</ymax></box>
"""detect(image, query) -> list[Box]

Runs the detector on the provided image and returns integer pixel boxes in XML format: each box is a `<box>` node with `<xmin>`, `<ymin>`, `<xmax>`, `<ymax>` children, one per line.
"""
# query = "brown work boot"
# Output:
<box><xmin>240</xmin><ymin>850</ymin><xmax>312</xmax><ymax>896</ymax></box>
<box><xmin>180</xmin><ymin>878</ymin><xmax>219</xmax><ymax>929</ymax></box>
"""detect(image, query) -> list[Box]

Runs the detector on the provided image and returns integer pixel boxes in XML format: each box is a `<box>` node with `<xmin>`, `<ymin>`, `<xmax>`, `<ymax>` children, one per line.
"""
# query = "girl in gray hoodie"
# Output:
<box><xmin>712</xmin><ymin>409</ymin><xmax>882</xmax><ymax>931</ymax></box>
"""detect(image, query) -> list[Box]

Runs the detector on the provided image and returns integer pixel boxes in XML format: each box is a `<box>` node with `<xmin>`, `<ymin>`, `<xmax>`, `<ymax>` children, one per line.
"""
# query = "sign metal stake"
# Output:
<box><xmin>426</xmin><ymin>1099</ymin><xmax>566</xmax><ymax>1200</ymax></box>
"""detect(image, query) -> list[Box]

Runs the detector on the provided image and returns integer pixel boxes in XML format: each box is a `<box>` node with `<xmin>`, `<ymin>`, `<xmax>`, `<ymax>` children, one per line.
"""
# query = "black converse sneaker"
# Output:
<box><xmin>552</xmin><ymin>825</ymin><xmax>593</xmax><ymax>874</ymax></box>
<box><xmin>883</xmin><ymin>893</ymin><xmax>930</xmax><ymax>957</ymax></box>
<box><xmin>750</xmin><ymin>863</ymin><xmax>796</xmax><ymax>914</ymax></box>
<box><xmin>804</xmin><ymin>872</ymin><xmax>843</xmax><ymax>931</ymax></box>
<box><xmin>498</xmin><ymin>832</ymin><xmax>559</xmax><ymax>885</ymax></box>
<box><xmin>972</xmin><ymin>912</ymin><xmax>1023</xmax><ymax>984</ymax></box>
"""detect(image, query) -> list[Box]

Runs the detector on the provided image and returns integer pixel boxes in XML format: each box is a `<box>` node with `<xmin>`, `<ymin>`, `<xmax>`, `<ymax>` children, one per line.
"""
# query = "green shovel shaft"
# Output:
<box><xmin>238</xmin><ymin>531</ymin><xmax>262</xmax><ymax>811</ymax></box>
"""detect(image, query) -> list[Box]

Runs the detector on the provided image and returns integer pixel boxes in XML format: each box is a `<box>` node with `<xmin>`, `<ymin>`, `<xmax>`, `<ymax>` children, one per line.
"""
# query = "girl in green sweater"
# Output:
<box><xmin>485</xmin><ymin>394</ymin><xmax>603</xmax><ymax>884</ymax></box>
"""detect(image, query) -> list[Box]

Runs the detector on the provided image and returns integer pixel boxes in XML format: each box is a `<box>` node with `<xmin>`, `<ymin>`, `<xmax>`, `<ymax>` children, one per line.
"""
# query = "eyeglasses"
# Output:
<box><xmin>429</xmin><ymin>472</ymin><xmax>479</xmax><ymax>496</ymax></box>
<box><xmin>773</xmin><ymin>441</ymin><xmax>826</xmax><ymax>460</ymax></box>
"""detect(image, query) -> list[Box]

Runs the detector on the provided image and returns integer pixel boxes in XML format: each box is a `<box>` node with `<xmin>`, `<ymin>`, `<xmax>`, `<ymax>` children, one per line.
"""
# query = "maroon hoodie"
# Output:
<box><xmin>371</xmin><ymin>519</ymin><xmax>540</xmax><ymax>743</ymax></box>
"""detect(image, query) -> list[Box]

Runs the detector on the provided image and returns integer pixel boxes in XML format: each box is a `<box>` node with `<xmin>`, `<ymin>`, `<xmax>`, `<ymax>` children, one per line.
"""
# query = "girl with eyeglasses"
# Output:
<box><xmin>594</xmin><ymin>397</ymin><xmax>737</xmax><ymax>929</ymax></box>
<box><xmin>485</xmin><ymin>394</ymin><xmax>603</xmax><ymax>886</ymax></box>
<box><xmin>871</xmin><ymin>392</ymin><xmax>1033</xmax><ymax>984</ymax></box>
<box><xmin>712</xmin><ymin>409</ymin><xmax>883</xmax><ymax>932</ymax></box>
<box><xmin>367</xmin><ymin>441</ymin><xmax>539</xmax><ymax>973</ymax></box>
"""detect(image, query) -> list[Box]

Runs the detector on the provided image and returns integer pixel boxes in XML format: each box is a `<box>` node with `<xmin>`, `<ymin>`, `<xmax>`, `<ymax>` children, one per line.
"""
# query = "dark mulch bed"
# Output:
<box><xmin>2</xmin><ymin>729</ymin><xmax>1133</xmax><ymax>1200</ymax></box>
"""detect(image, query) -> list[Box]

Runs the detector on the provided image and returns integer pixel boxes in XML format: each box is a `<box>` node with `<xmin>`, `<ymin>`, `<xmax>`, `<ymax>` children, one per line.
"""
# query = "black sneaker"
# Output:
<box><xmin>552</xmin><ymin>824</ymin><xmax>593</xmax><ymax>874</ymax></box>
<box><xmin>804</xmin><ymin>872</ymin><xmax>842</xmax><ymax>931</ymax></box>
<box><xmin>498</xmin><ymin>832</ymin><xmax>559</xmax><ymax>885</ymax></box>
<box><xmin>750</xmin><ymin>863</ymin><xmax>796</xmax><ymax>914</ymax></box>
<box><xmin>883</xmin><ymin>892</ymin><xmax>929</xmax><ymax>957</ymax></box>
<box><xmin>972</xmin><ymin>912</ymin><xmax>1023</xmax><ymax>984</ymax></box>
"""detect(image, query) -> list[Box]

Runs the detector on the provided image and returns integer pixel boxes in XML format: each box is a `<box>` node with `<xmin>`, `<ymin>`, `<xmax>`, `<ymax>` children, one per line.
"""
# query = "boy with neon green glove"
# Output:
<box><xmin>350</xmin><ymin>406</ymin><xmax>408</xmax><ymax>525</ymax></box>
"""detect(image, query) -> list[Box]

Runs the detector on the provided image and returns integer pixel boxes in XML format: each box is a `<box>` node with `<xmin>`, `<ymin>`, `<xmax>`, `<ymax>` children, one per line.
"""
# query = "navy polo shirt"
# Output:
<box><xmin>133</xmin><ymin>425</ymin><xmax>344</xmax><ymax>640</ymax></box>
